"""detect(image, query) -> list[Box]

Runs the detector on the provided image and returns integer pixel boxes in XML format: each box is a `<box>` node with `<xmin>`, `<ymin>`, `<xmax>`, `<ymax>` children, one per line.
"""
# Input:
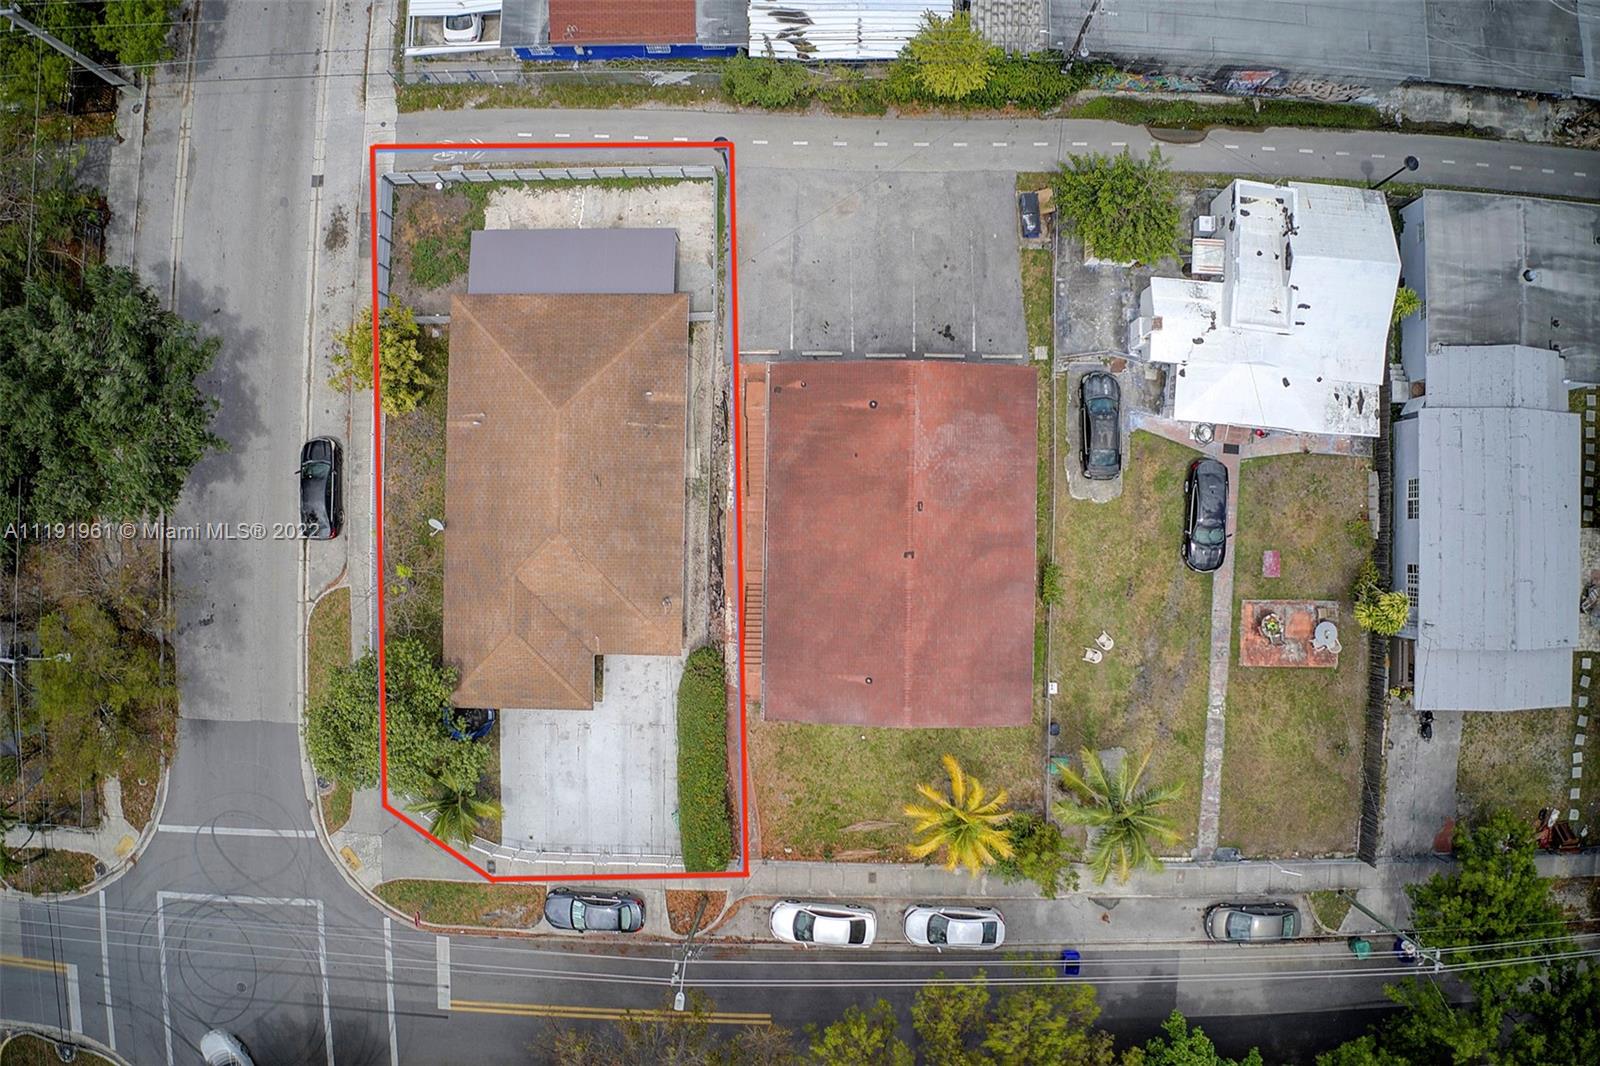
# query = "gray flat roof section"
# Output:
<box><xmin>1417</xmin><ymin>192</ymin><xmax>1600</xmax><ymax>385</ymax></box>
<box><xmin>1049</xmin><ymin>0</ymin><xmax>1594</xmax><ymax>96</ymax></box>
<box><xmin>1414</xmin><ymin>350</ymin><xmax>1579</xmax><ymax>711</ymax></box>
<box><xmin>466</xmin><ymin>228</ymin><xmax>678</xmax><ymax>296</ymax></box>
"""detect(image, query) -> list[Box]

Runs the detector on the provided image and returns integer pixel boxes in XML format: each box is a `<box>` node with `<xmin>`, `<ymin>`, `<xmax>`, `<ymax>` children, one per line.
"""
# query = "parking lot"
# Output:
<box><xmin>737</xmin><ymin>168</ymin><xmax>1029</xmax><ymax>357</ymax></box>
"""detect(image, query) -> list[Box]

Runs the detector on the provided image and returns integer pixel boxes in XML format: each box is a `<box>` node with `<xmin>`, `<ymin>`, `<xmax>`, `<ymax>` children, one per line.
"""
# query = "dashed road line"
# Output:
<box><xmin>1476</xmin><ymin>162</ymin><xmax>1490</xmax><ymax>167</ymax></box>
<box><xmin>953</xmin><ymin>141</ymin><xmax>968</xmax><ymax>147</ymax></box>
<box><xmin>873</xmin><ymin>141</ymin><xmax>888</xmax><ymax>146</ymax></box>
<box><xmin>1579</xmin><ymin>171</ymin><xmax>1590</xmax><ymax>178</ymax></box>
<box><xmin>1224</xmin><ymin>143</ymin><xmax>1241</xmax><ymax>149</ymax></box>
<box><xmin>914</xmin><ymin>140</ymin><xmax>930</xmax><ymax>146</ymax></box>
<box><xmin>1298</xmin><ymin>148</ymin><xmax>1313</xmax><ymax>154</ymax></box>
<box><xmin>792</xmin><ymin>140</ymin><xmax>808</xmax><ymax>146</ymax></box>
<box><xmin>1510</xmin><ymin>164</ymin><xmax>1523</xmax><ymax>171</ymax></box>
<box><xmin>1261</xmin><ymin>145</ymin><xmax>1276</xmax><ymax>151</ymax></box>
<box><xmin>1543</xmin><ymin>167</ymin><xmax>1556</xmax><ymax>173</ymax></box>
<box><xmin>1072</xmin><ymin>140</ymin><xmax>1088</xmax><ymax>146</ymax></box>
<box><xmin>672</xmin><ymin>136</ymin><xmax>688</xmax><ymax>142</ymax></box>
<box><xmin>1111</xmin><ymin>140</ymin><xmax>1127</xmax><ymax>147</ymax></box>
<box><xmin>553</xmin><ymin>132</ymin><xmax>571</xmax><ymax>139</ymax></box>
<box><xmin>1373</xmin><ymin>153</ymin><xmax>1386</xmax><ymax>159</ymax></box>
<box><xmin>1033</xmin><ymin>141</ymin><xmax>1050</xmax><ymax>147</ymax></box>
<box><xmin>1441</xmin><ymin>159</ymin><xmax>1455</xmax><ymax>164</ymax></box>
<box><xmin>832</xmin><ymin>140</ymin><xmax>847</xmax><ymax>146</ymax></box>
<box><xmin>592</xmin><ymin>133</ymin><xmax>610</xmax><ymax>140</ymax></box>
<box><xmin>633</xmin><ymin>134</ymin><xmax>649</xmax><ymax>141</ymax></box>
<box><xmin>992</xmin><ymin>141</ymin><xmax>1008</xmax><ymax>147</ymax></box>
<box><xmin>1335</xmin><ymin>150</ymin><xmax>1350</xmax><ymax>156</ymax></box>
<box><xmin>516</xmin><ymin>132</ymin><xmax>531</xmax><ymax>138</ymax></box>
<box><xmin>752</xmin><ymin>139</ymin><xmax>768</xmax><ymax>144</ymax></box>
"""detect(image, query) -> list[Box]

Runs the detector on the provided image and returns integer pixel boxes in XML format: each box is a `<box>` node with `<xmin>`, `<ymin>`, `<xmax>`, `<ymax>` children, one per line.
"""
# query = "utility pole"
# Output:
<box><xmin>1068</xmin><ymin>0</ymin><xmax>1105</xmax><ymax>61</ymax></box>
<box><xmin>1339</xmin><ymin>890</ymin><xmax>1442</xmax><ymax>971</ymax></box>
<box><xmin>670</xmin><ymin>895</ymin><xmax>710</xmax><ymax>1011</ymax></box>
<box><xmin>0</xmin><ymin>7</ymin><xmax>134</xmax><ymax>90</ymax></box>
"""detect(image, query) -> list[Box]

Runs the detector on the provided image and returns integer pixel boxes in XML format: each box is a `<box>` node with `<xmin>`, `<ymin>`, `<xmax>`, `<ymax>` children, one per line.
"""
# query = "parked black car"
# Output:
<box><xmin>544</xmin><ymin>889</ymin><xmax>645</xmax><ymax>934</ymax></box>
<box><xmin>1182</xmin><ymin>458</ymin><xmax>1229</xmax><ymax>572</ymax></box>
<box><xmin>1078</xmin><ymin>371</ymin><xmax>1122</xmax><ymax>480</ymax></box>
<box><xmin>298</xmin><ymin>437</ymin><xmax>343</xmax><ymax>540</ymax></box>
<box><xmin>1017</xmin><ymin>191</ymin><xmax>1041</xmax><ymax>239</ymax></box>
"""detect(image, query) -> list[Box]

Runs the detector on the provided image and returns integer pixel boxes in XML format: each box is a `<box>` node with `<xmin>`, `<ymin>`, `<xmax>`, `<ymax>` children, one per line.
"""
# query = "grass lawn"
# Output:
<box><xmin>310</xmin><ymin>584</ymin><xmax>355</xmax><ymax>831</ymax></box>
<box><xmin>1307</xmin><ymin>889</ymin><xmax>1354</xmax><ymax>934</ymax></box>
<box><xmin>1456</xmin><ymin>709</ymin><xmax>1575</xmax><ymax>826</ymax></box>
<box><xmin>748</xmin><ymin>717</ymin><xmax>1041</xmax><ymax>860</ymax></box>
<box><xmin>1220</xmin><ymin>453</ymin><xmax>1371</xmax><ymax>857</ymax></box>
<box><xmin>382</xmin><ymin>353</ymin><xmax>448</xmax><ymax>657</ymax></box>
<box><xmin>2</xmin><ymin>849</ymin><xmax>98</xmax><ymax>895</ymax></box>
<box><xmin>0</xmin><ymin>1034</ymin><xmax>114</xmax><ymax>1066</ymax></box>
<box><xmin>1052</xmin><ymin>429</ymin><xmax>1212</xmax><ymax>852</ymax></box>
<box><xmin>375</xmin><ymin>879</ymin><xmax>546</xmax><ymax>930</ymax></box>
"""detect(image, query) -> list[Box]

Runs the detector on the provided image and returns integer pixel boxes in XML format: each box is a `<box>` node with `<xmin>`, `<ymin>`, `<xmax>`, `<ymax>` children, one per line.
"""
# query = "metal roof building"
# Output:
<box><xmin>501</xmin><ymin>0</ymin><xmax>746</xmax><ymax>58</ymax></box>
<box><xmin>1047</xmin><ymin>0</ymin><xmax>1600</xmax><ymax>98</ymax></box>
<box><xmin>748</xmin><ymin>0</ymin><xmax>936</xmax><ymax>60</ymax></box>
<box><xmin>760</xmin><ymin>361</ymin><xmax>1036</xmax><ymax>728</ymax></box>
<box><xmin>1397</xmin><ymin>191</ymin><xmax>1600</xmax><ymax>390</ymax></box>
<box><xmin>1392</xmin><ymin>345</ymin><xmax>1579</xmax><ymax>712</ymax></box>
<box><xmin>466</xmin><ymin>229</ymin><xmax>678</xmax><ymax>295</ymax></box>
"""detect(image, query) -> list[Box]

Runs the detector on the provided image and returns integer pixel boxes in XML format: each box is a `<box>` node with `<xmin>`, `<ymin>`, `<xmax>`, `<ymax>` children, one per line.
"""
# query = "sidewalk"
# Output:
<box><xmin>1</xmin><ymin>780</ymin><xmax>154</xmax><ymax>897</ymax></box>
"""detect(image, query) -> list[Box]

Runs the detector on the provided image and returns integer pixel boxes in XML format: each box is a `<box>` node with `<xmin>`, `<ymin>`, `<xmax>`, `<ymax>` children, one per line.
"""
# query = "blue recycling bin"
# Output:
<box><xmin>1059</xmin><ymin>948</ymin><xmax>1081</xmax><ymax>977</ymax></box>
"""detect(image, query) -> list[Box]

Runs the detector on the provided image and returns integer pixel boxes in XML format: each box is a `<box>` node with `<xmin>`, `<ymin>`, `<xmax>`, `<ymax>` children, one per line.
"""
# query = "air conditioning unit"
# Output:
<box><xmin>1194</xmin><ymin>215</ymin><xmax>1219</xmax><ymax>237</ymax></box>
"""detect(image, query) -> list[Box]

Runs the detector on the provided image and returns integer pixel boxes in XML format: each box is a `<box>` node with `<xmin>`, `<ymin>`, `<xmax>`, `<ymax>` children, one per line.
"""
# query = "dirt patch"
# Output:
<box><xmin>324</xmin><ymin>205</ymin><xmax>348</xmax><ymax>252</ymax></box>
<box><xmin>375</xmin><ymin>879</ymin><xmax>546</xmax><ymax>930</ymax></box>
<box><xmin>2</xmin><ymin>849</ymin><xmax>99</xmax><ymax>895</ymax></box>
<box><xmin>120</xmin><ymin>772</ymin><xmax>158</xmax><ymax>831</ymax></box>
<box><xmin>1456</xmin><ymin>709</ymin><xmax>1573</xmax><ymax>825</ymax></box>
<box><xmin>390</xmin><ymin>187</ymin><xmax>473</xmax><ymax>312</ymax></box>
<box><xmin>666</xmin><ymin>890</ymin><xmax>726</xmax><ymax>935</ymax></box>
<box><xmin>381</xmin><ymin>346</ymin><xmax>448</xmax><ymax>655</ymax></box>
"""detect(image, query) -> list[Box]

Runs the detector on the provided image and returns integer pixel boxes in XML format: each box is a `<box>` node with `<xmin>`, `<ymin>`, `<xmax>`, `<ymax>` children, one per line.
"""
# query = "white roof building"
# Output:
<box><xmin>748</xmin><ymin>0</ymin><xmax>935</xmax><ymax>60</ymax></box>
<box><xmin>1129</xmin><ymin>180</ymin><xmax>1400</xmax><ymax>437</ymax></box>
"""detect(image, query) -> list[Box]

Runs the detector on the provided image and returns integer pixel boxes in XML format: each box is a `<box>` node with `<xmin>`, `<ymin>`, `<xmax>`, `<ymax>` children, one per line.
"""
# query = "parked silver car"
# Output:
<box><xmin>1204</xmin><ymin>902</ymin><xmax>1300</xmax><ymax>942</ymax></box>
<box><xmin>770</xmin><ymin>900</ymin><xmax>876</xmax><ymax>947</ymax></box>
<box><xmin>903</xmin><ymin>905</ymin><xmax>1005</xmax><ymax>950</ymax></box>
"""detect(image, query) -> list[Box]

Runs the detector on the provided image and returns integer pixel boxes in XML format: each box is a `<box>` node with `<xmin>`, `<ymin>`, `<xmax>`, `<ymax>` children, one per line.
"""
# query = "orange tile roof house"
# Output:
<box><xmin>760</xmin><ymin>361</ymin><xmax>1037</xmax><ymax>729</ymax></box>
<box><xmin>442</xmin><ymin>292</ymin><xmax>690</xmax><ymax>710</ymax></box>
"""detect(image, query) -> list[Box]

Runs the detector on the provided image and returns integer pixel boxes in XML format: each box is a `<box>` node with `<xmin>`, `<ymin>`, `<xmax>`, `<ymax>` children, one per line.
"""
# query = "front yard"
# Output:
<box><xmin>1220</xmin><ymin>453</ymin><xmax>1371</xmax><ymax>856</ymax></box>
<box><xmin>1052</xmin><ymin>428</ymin><xmax>1212</xmax><ymax>852</ymax></box>
<box><xmin>748</xmin><ymin>717</ymin><xmax>1040</xmax><ymax>860</ymax></box>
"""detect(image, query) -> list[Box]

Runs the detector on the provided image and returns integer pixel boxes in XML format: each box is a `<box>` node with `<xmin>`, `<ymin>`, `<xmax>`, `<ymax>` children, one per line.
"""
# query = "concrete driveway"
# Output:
<box><xmin>738</xmin><ymin>168</ymin><xmax>1029</xmax><ymax>357</ymax></box>
<box><xmin>499</xmin><ymin>654</ymin><xmax>683</xmax><ymax>862</ymax></box>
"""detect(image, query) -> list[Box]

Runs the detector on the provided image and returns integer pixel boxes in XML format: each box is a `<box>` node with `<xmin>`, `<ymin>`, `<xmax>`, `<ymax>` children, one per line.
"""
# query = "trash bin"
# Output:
<box><xmin>1347</xmin><ymin>937</ymin><xmax>1372</xmax><ymax>959</ymax></box>
<box><xmin>1059</xmin><ymin>949</ymin><xmax>1081</xmax><ymax>977</ymax></box>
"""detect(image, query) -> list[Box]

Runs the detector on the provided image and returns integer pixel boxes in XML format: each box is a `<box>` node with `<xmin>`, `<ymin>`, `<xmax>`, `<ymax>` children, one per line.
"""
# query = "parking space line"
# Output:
<box><xmin>437</xmin><ymin>936</ymin><xmax>452</xmax><ymax>1010</ymax></box>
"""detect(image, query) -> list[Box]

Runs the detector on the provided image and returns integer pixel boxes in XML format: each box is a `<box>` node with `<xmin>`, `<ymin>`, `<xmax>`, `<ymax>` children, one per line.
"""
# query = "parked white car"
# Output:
<box><xmin>770</xmin><ymin>900</ymin><xmax>876</xmax><ymax>947</ymax></box>
<box><xmin>441</xmin><ymin>12</ymin><xmax>484</xmax><ymax>44</ymax></box>
<box><xmin>903</xmin><ymin>905</ymin><xmax>1006</xmax><ymax>950</ymax></box>
<box><xmin>200</xmin><ymin>1030</ymin><xmax>255</xmax><ymax>1066</ymax></box>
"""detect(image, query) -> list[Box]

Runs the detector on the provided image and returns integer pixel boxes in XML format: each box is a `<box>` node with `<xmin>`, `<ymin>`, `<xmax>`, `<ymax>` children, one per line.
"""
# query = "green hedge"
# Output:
<box><xmin>677</xmin><ymin>646</ymin><xmax>733</xmax><ymax>872</ymax></box>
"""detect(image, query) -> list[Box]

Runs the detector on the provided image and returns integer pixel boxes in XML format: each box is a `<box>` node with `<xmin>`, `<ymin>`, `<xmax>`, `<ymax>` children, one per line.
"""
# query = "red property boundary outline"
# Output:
<box><xmin>367</xmin><ymin>141</ymin><xmax>750</xmax><ymax>883</ymax></box>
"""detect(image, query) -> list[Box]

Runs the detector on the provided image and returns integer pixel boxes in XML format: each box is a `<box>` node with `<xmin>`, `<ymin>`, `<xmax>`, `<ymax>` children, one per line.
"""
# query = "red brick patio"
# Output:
<box><xmin>1238</xmin><ymin>599</ymin><xmax>1343</xmax><ymax>669</ymax></box>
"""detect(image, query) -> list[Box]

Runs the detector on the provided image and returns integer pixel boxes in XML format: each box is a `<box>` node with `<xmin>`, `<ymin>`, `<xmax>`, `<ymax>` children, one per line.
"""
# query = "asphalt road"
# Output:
<box><xmin>395</xmin><ymin>108</ymin><xmax>1600</xmax><ymax>199</ymax></box>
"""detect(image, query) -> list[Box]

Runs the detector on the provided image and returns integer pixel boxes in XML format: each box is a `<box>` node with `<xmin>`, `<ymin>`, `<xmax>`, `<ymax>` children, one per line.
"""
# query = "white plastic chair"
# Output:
<box><xmin>1082</xmin><ymin>648</ymin><xmax>1103</xmax><ymax>664</ymax></box>
<box><xmin>1095</xmin><ymin>630</ymin><xmax>1115</xmax><ymax>652</ymax></box>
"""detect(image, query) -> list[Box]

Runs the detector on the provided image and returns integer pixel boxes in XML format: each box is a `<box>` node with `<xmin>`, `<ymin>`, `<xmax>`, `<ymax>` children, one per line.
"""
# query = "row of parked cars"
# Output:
<box><xmin>1075</xmin><ymin>371</ymin><xmax>1231</xmax><ymax>575</ymax></box>
<box><xmin>536</xmin><ymin>889</ymin><xmax>1300</xmax><ymax>947</ymax></box>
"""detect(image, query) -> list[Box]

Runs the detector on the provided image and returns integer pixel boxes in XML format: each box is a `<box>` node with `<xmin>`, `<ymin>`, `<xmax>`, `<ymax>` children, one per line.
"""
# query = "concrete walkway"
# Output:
<box><xmin>1196</xmin><ymin>452</ymin><xmax>1241</xmax><ymax>858</ymax></box>
<box><xmin>2</xmin><ymin>780</ymin><xmax>150</xmax><ymax>896</ymax></box>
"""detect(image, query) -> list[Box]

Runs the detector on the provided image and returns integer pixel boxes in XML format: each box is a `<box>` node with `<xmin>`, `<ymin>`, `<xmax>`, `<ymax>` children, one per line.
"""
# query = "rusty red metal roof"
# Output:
<box><xmin>547</xmin><ymin>0</ymin><xmax>696</xmax><ymax>45</ymax></box>
<box><xmin>761</xmin><ymin>361</ymin><xmax>1036</xmax><ymax>729</ymax></box>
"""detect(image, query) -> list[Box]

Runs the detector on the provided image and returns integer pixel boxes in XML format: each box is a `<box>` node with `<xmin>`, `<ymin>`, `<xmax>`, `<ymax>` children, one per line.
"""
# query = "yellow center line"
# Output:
<box><xmin>450</xmin><ymin>999</ymin><xmax>771</xmax><ymax>1026</ymax></box>
<box><xmin>0</xmin><ymin>953</ymin><xmax>67</xmax><ymax>975</ymax></box>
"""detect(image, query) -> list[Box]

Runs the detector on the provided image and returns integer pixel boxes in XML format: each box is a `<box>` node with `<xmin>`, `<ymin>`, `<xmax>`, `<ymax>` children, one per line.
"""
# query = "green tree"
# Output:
<box><xmin>0</xmin><ymin>264</ymin><xmax>223</xmax><ymax>523</ymax></box>
<box><xmin>1135</xmin><ymin>1011</ymin><xmax>1264</xmax><ymax>1066</ymax></box>
<box><xmin>407</xmin><ymin>771</ymin><xmax>501</xmax><ymax>847</ymax></box>
<box><xmin>1351</xmin><ymin>559</ymin><xmax>1409</xmax><ymax>636</ymax></box>
<box><xmin>551</xmin><ymin>990</ymin><xmax>802</xmax><ymax>1064</ymax></box>
<box><xmin>1506</xmin><ymin>962</ymin><xmax>1600</xmax><ymax>1066</ymax></box>
<box><xmin>982</xmin><ymin>979</ymin><xmax>1114</xmax><ymax>1066</ymax></box>
<box><xmin>32</xmin><ymin>601</ymin><xmax>174</xmax><ymax>792</ymax></box>
<box><xmin>304</xmin><ymin>638</ymin><xmax>488</xmax><ymax>800</ymax></box>
<box><xmin>905</xmin><ymin>754</ymin><xmax>1014</xmax><ymax>875</ymax></box>
<box><xmin>0</xmin><ymin>127</ymin><xmax>101</xmax><ymax>303</ymax></box>
<box><xmin>1051</xmin><ymin>150</ymin><xmax>1180</xmax><ymax>265</ymax></box>
<box><xmin>677</xmin><ymin>645</ymin><xmax>732</xmax><ymax>873</ymax></box>
<box><xmin>94</xmin><ymin>1</ymin><xmax>178</xmax><ymax>68</ymax></box>
<box><xmin>902</xmin><ymin>13</ymin><xmax>994</xmax><ymax>101</ymax></box>
<box><xmin>911</xmin><ymin>976</ymin><xmax>992</xmax><ymax>1066</ymax></box>
<box><xmin>1406</xmin><ymin>810</ymin><xmax>1569</xmax><ymax>998</ymax></box>
<box><xmin>330</xmin><ymin>303</ymin><xmax>435</xmax><ymax>416</ymax></box>
<box><xmin>722</xmin><ymin>55</ymin><xmax>814</xmax><ymax>108</ymax></box>
<box><xmin>1053</xmin><ymin>749</ymin><xmax>1181</xmax><ymax>884</ymax></box>
<box><xmin>993</xmin><ymin>812</ymin><xmax>1080</xmax><ymax>899</ymax></box>
<box><xmin>1390</xmin><ymin>286</ymin><xmax>1422</xmax><ymax>326</ymax></box>
<box><xmin>809</xmin><ymin>1000</ymin><xmax>913</xmax><ymax>1066</ymax></box>
<box><xmin>1314</xmin><ymin>1035</ymin><xmax>1411</xmax><ymax>1066</ymax></box>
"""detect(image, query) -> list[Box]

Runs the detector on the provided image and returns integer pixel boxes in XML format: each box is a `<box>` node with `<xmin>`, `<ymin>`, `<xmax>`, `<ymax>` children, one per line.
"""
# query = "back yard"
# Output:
<box><xmin>1220</xmin><ymin>453</ymin><xmax>1372</xmax><ymax>857</ymax></box>
<box><xmin>1052</xmin><ymin>427</ymin><xmax>1212</xmax><ymax>852</ymax></box>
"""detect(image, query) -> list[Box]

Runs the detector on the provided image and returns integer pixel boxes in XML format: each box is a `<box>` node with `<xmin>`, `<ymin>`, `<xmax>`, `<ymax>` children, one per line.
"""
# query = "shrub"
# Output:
<box><xmin>677</xmin><ymin>646</ymin><xmax>733</xmax><ymax>872</ymax></box>
<box><xmin>903</xmin><ymin>13</ymin><xmax>993</xmax><ymax>101</ymax></box>
<box><xmin>331</xmin><ymin>303</ymin><xmax>435</xmax><ymax>416</ymax></box>
<box><xmin>1039</xmin><ymin>559</ymin><xmax>1065</xmax><ymax>608</ymax></box>
<box><xmin>304</xmin><ymin>638</ymin><xmax>488</xmax><ymax>800</ymax></box>
<box><xmin>1052</xmin><ymin>148</ymin><xmax>1180</xmax><ymax>265</ymax></box>
<box><xmin>1351</xmin><ymin>558</ymin><xmax>1410</xmax><ymax>636</ymax></box>
<box><xmin>1391</xmin><ymin>285</ymin><xmax>1423</xmax><ymax>325</ymax></box>
<box><xmin>993</xmin><ymin>813</ymin><xmax>1080</xmax><ymax>898</ymax></box>
<box><xmin>722</xmin><ymin>56</ymin><xmax>814</xmax><ymax>109</ymax></box>
<box><xmin>971</xmin><ymin>54</ymin><xmax>1078</xmax><ymax>110</ymax></box>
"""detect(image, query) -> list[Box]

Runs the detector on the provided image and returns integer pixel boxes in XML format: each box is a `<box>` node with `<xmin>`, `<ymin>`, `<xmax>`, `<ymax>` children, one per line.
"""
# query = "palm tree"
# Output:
<box><xmin>1053</xmin><ymin>748</ymin><xmax>1182</xmax><ymax>884</ymax></box>
<box><xmin>408</xmin><ymin>772</ymin><xmax>502</xmax><ymax>848</ymax></box>
<box><xmin>904</xmin><ymin>754</ymin><xmax>1014</xmax><ymax>875</ymax></box>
